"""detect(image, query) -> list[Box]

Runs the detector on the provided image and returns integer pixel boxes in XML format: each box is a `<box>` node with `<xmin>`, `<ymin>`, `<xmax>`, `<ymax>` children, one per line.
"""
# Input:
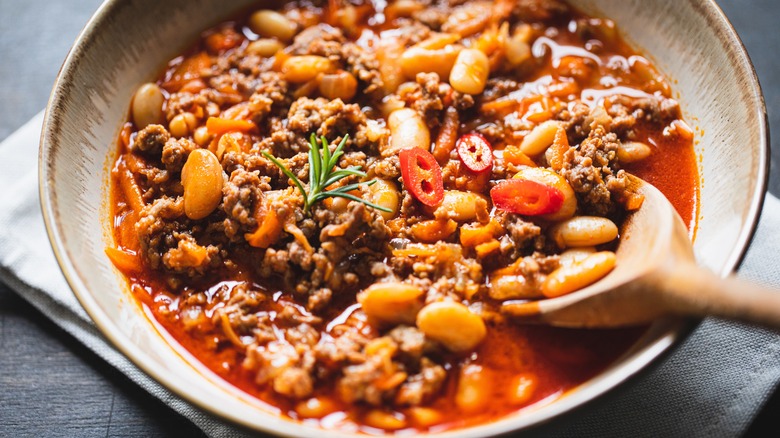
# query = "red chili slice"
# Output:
<box><xmin>399</xmin><ymin>148</ymin><xmax>445</xmax><ymax>207</ymax></box>
<box><xmin>456</xmin><ymin>133</ymin><xmax>493</xmax><ymax>173</ymax></box>
<box><xmin>490</xmin><ymin>179</ymin><xmax>564</xmax><ymax>215</ymax></box>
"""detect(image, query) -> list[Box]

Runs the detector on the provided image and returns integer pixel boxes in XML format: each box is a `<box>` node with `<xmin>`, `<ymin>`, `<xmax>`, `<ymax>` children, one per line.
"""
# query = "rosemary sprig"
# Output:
<box><xmin>262</xmin><ymin>134</ymin><xmax>393</xmax><ymax>215</ymax></box>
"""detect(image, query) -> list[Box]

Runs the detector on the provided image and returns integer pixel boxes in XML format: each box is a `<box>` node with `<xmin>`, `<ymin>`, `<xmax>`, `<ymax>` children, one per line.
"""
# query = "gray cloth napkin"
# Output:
<box><xmin>2</xmin><ymin>112</ymin><xmax>779</xmax><ymax>437</ymax></box>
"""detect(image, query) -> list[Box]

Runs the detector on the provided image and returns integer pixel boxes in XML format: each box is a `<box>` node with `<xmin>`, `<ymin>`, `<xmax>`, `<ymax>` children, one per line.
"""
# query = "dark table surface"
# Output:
<box><xmin>1</xmin><ymin>1</ymin><xmax>778</xmax><ymax>436</ymax></box>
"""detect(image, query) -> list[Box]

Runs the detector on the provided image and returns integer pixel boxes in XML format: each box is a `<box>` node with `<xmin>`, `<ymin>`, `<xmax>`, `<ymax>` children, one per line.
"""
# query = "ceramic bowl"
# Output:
<box><xmin>39</xmin><ymin>0</ymin><xmax>768</xmax><ymax>436</ymax></box>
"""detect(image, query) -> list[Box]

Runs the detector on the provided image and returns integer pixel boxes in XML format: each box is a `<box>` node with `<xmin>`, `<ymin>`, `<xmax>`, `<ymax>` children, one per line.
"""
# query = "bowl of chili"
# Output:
<box><xmin>39</xmin><ymin>0</ymin><xmax>767</xmax><ymax>436</ymax></box>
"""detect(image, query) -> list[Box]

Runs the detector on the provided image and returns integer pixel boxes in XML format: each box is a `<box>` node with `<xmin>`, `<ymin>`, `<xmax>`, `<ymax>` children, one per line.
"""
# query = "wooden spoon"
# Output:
<box><xmin>501</xmin><ymin>175</ymin><xmax>780</xmax><ymax>329</ymax></box>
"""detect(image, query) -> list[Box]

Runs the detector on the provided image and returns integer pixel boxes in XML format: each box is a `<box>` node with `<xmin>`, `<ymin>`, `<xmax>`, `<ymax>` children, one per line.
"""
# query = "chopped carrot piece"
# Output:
<box><xmin>460</xmin><ymin>219</ymin><xmax>504</xmax><ymax>247</ymax></box>
<box><xmin>245</xmin><ymin>207</ymin><xmax>283</xmax><ymax>249</ymax></box>
<box><xmin>503</xmin><ymin>145</ymin><xmax>537</xmax><ymax>167</ymax></box>
<box><xmin>105</xmin><ymin>246</ymin><xmax>141</xmax><ymax>273</ymax></box>
<box><xmin>547</xmin><ymin>126</ymin><xmax>570</xmax><ymax>171</ymax></box>
<box><xmin>204</xmin><ymin>29</ymin><xmax>243</xmax><ymax>53</ymax></box>
<box><xmin>410</xmin><ymin>219</ymin><xmax>458</xmax><ymax>243</ymax></box>
<box><xmin>475</xmin><ymin>239</ymin><xmax>501</xmax><ymax>258</ymax></box>
<box><xmin>174</xmin><ymin>52</ymin><xmax>211</xmax><ymax>80</ymax></box>
<box><xmin>206</xmin><ymin>117</ymin><xmax>256</xmax><ymax>135</ymax></box>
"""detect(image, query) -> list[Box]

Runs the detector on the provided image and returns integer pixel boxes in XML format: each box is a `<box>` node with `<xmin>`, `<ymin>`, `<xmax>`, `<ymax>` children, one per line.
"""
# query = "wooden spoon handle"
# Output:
<box><xmin>658</xmin><ymin>263</ymin><xmax>780</xmax><ymax>329</ymax></box>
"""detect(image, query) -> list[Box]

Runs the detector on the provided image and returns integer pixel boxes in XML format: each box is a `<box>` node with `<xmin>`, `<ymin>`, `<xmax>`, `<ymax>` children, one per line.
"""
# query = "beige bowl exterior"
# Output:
<box><xmin>39</xmin><ymin>0</ymin><xmax>767</xmax><ymax>436</ymax></box>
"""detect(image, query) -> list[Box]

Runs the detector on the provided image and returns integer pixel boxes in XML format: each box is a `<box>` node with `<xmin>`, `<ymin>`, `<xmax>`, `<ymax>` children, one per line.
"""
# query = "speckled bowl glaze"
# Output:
<box><xmin>39</xmin><ymin>0</ymin><xmax>767</xmax><ymax>436</ymax></box>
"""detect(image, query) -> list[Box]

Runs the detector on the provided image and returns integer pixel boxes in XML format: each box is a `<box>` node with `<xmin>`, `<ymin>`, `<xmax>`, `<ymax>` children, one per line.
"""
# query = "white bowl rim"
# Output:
<box><xmin>38</xmin><ymin>0</ymin><xmax>769</xmax><ymax>436</ymax></box>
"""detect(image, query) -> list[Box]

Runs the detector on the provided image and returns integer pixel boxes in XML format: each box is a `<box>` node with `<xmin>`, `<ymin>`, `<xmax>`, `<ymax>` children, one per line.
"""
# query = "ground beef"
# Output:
<box><xmin>608</xmin><ymin>95</ymin><xmax>682</xmax><ymax>123</ymax></box>
<box><xmin>482</xmin><ymin>78</ymin><xmax>521</xmax><ymax>103</ymax></box>
<box><xmin>341</xmin><ymin>42</ymin><xmax>385</xmax><ymax>96</ymax></box>
<box><xmin>555</xmin><ymin>100</ymin><xmax>594</xmax><ymax>143</ymax></box>
<box><xmin>165</xmin><ymin>92</ymin><xmax>209</xmax><ymax>121</ymax></box>
<box><xmin>222</xmin><ymin>169</ymin><xmax>264</xmax><ymax>239</ymax></box>
<box><xmin>337</xmin><ymin>355</ymin><xmax>394</xmax><ymax>405</ymax></box>
<box><xmin>306</xmin><ymin>288</ymin><xmax>333</xmax><ymax>313</ymax></box>
<box><xmin>290</xmin><ymin>24</ymin><xmax>345</xmax><ymax>56</ymax></box>
<box><xmin>133</xmin><ymin>124</ymin><xmax>169</xmax><ymax>155</ymax></box>
<box><xmin>244</xmin><ymin>338</ymin><xmax>318</xmax><ymax>400</ymax></box>
<box><xmin>489</xmin><ymin>252</ymin><xmax>560</xmax><ymax>300</ymax></box>
<box><xmin>370</xmin><ymin>155</ymin><xmax>401</xmax><ymax>180</ymax></box>
<box><xmin>201</xmin><ymin>87</ymin><xmax>246</xmax><ymax>109</ymax></box>
<box><xmin>136</xmin><ymin>196</ymin><xmax>222</xmax><ymax>277</ymax></box>
<box><xmin>389</xmin><ymin>326</ymin><xmax>428</xmax><ymax>362</ymax></box>
<box><xmin>560</xmin><ymin>125</ymin><xmax>630</xmax><ymax>216</ymax></box>
<box><xmin>404</xmin><ymin>73</ymin><xmax>448</xmax><ymax>125</ymax></box>
<box><xmin>161</xmin><ymin>137</ymin><xmax>197</xmax><ymax>173</ymax></box>
<box><xmin>217</xmin><ymin>284</ymin><xmax>268</xmax><ymax>336</ymax></box>
<box><xmin>257</xmin><ymin>202</ymin><xmax>390</xmax><ymax>311</ymax></box>
<box><xmin>388</xmin><ymin>242</ymin><xmax>484</xmax><ymax>302</ymax></box>
<box><xmin>248</xmin><ymin>72</ymin><xmax>291</xmax><ymax>124</ymax></box>
<box><xmin>123</xmin><ymin>154</ymin><xmax>182</xmax><ymax>206</ymax></box>
<box><xmin>210</xmin><ymin>67</ymin><xmax>260</xmax><ymax>98</ymax></box>
<box><xmin>607</xmin><ymin>102</ymin><xmax>638</xmax><ymax>136</ymax></box>
<box><xmin>399</xmin><ymin>73</ymin><xmax>475</xmax><ymax>128</ymax></box>
<box><xmin>504</xmin><ymin>214</ymin><xmax>543</xmax><ymax>251</ymax></box>
<box><xmin>289</xmin><ymin>25</ymin><xmax>384</xmax><ymax>97</ymax></box>
<box><xmin>334</xmin><ymin>332</ymin><xmax>444</xmax><ymax>407</ymax></box>
<box><xmin>286</xmin><ymin>97</ymin><xmax>377</xmax><ymax>151</ymax></box>
<box><xmin>315</xmin><ymin>327</ymin><xmax>370</xmax><ymax>366</ymax></box>
<box><xmin>162</xmin><ymin>233</ymin><xmax>219</xmax><ymax>274</ymax></box>
<box><xmin>391</xmin><ymin>19</ymin><xmax>433</xmax><ymax>46</ymax></box>
<box><xmin>255</xmin><ymin>116</ymin><xmax>309</xmax><ymax>157</ymax></box>
<box><xmin>212</xmin><ymin>303</ymin><xmax>262</xmax><ymax>345</ymax></box>
<box><xmin>394</xmin><ymin>358</ymin><xmax>447</xmax><ymax>406</ymax></box>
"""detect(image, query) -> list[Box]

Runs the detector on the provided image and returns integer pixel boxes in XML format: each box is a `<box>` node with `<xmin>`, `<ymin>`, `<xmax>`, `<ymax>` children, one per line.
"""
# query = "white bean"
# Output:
<box><xmin>399</xmin><ymin>46</ymin><xmax>460</xmax><ymax>80</ymax></box>
<box><xmin>246</xmin><ymin>38</ymin><xmax>284</xmax><ymax>57</ymax></box>
<box><xmin>449</xmin><ymin>48</ymin><xmax>490</xmax><ymax>95</ymax></box>
<box><xmin>248</xmin><ymin>10</ymin><xmax>297</xmax><ymax>42</ymax></box>
<box><xmin>193</xmin><ymin>126</ymin><xmax>212</xmax><ymax>146</ymax></box>
<box><xmin>364</xmin><ymin>410</ymin><xmax>406</xmax><ymax>430</ymax></box>
<box><xmin>431</xmin><ymin>190</ymin><xmax>489</xmax><ymax>222</ymax></box>
<box><xmin>617</xmin><ymin>141</ymin><xmax>653</xmax><ymax>163</ymax></box>
<box><xmin>550</xmin><ymin>216</ymin><xmax>618</xmax><ymax>248</ymax></box>
<box><xmin>169</xmin><ymin>112</ymin><xmax>197</xmax><ymax>138</ymax></box>
<box><xmin>489</xmin><ymin>274</ymin><xmax>542</xmax><ymax>300</ymax></box>
<box><xmin>319</xmin><ymin>70</ymin><xmax>358</xmax><ymax>101</ymax></box>
<box><xmin>282</xmin><ymin>56</ymin><xmax>333</xmax><ymax>83</ymax></box>
<box><xmin>542</xmin><ymin>251</ymin><xmax>616</xmax><ymax>298</ymax></box>
<box><xmin>558</xmin><ymin>247</ymin><xmax>596</xmax><ymax>268</ymax></box>
<box><xmin>520</xmin><ymin>120</ymin><xmax>562</xmax><ymax>156</ymax></box>
<box><xmin>455</xmin><ymin>365</ymin><xmax>491</xmax><ymax>412</ymax></box>
<box><xmin>181</xmin><ymin>149</ymin><xmax>223</xmax><ymax>220</ymax></box>
<box><xmin>386</xmin><ymin>108</ymin><xmax>430</xmax><ymax>153</ymax></box>
<box><xmin>131</xmin><ymin>83</ymin><xmax>165</xmax><ymax>129</ymax></box>
<box><xmin>416</xmin><ymin>301</ymin><xmax>486</xmax><ymax>353</ymax></box>
<box><xmin>367</xmin><ymin>178</ymin><xmax>400</xmax><ymax>221</ymax></box>
<box><xmin>358</xmin><ymin>282</ymin><xmax>423</xmax><ymax>326</ymax></box>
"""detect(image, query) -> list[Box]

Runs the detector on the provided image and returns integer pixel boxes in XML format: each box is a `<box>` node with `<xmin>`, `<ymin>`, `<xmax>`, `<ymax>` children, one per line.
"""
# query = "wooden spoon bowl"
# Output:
<box><xmin>502</xmin><ymin>175</ymin><xmax>780</xmax><ymax>329</ymax></box>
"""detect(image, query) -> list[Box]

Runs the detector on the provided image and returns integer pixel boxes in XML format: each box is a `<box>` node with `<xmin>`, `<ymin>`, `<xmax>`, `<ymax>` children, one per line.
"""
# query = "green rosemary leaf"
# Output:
<box><xmin>328</xmin><ymin>135</ymin><xmax>349</xmax><ymax>170</ymax></box>
<box><xmin>328</xmin><ymin>180</ymin><xmax>375</xmax><ymax>194</ymax></box>
<box><xmin>321</xmin><ymin>135</ymin><xmax>332</xmax><ymax>175</ymax></box>
<box><xmin>319</xmin><ymin>192</ymin><xmax>393</xmax><ymax>213</ymax></box>
<box><xmin>308</xmin><ymin>134</ymin><xmax>322</xmax><ymax>195</ymax></box>
<box><xmin>322</xmin><ymin>168</ymin><xmax>368</xmax><ymax>188</ymax></box>
<box><xmin>264</xmin><ymin>133</ymin><xmax>389</xmax><ymax>215</ymax></box>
